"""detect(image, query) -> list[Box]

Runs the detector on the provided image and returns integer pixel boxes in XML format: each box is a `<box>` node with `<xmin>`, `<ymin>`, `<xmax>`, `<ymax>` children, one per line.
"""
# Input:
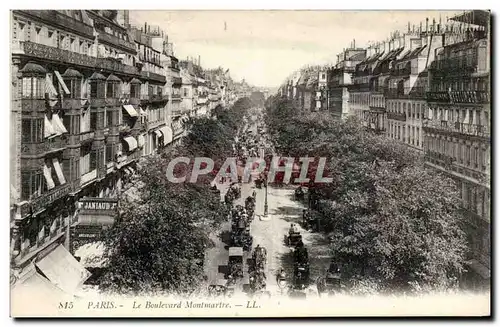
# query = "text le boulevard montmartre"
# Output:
<box><xmin>131</xmin><ymin>300</ymin><xmax>261</xmax><ymax>309</ymax></box>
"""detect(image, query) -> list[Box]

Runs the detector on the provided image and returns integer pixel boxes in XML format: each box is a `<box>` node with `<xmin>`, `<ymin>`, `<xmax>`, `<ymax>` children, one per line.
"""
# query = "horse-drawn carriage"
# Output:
<box><xmin>226</xmin><ymin>247</ymin><xmax>244</xmax><ymax>280</ymax></box>
<box><xmin>295</xmin><ymin>186</ymin><xmax>305</xmax><ymax>201</ymax></box>
<box><xmin>317</xmin><ymin>262</ymin><xmax>343</xmax><ymax>296</ymax></box>
<box><xmin>284</xmin><ymin>230</ymin><xmax>303</xmax><ymax>247</ymax></box>
<box><xmin>245</xmin><ymin>195</ymin><xmax>256</xmax><ymax>220</ymax></box>
<box><xmin>208</xmin><ymin>279</ymin><xmax>234</xmax><ymax>298</ymax></box>
<box><xmin>293</xmin><ymin>246</ymin><xmax>310</xmax><ymax>285</ymax></box>
<box><xmin>231</xmin><ymin>226</ymin><xmax>253</xmax><ymax>251</ymax></box>
<box><xmin>249</xmin><ymin>270</ymin><xmax>267</xmax><ymax>293</ymax></box>
<box><xmin>251</xmin><ymin>245</ymin><xmax>267</xmax><ymax>271</ymax></box>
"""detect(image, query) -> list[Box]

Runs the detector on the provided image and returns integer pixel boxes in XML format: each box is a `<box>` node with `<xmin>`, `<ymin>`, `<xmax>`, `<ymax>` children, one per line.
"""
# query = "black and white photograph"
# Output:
<box><xmin>8</xmin><ymin>8</ymin><xmax>491</xmax><ymax>317</ymax></box>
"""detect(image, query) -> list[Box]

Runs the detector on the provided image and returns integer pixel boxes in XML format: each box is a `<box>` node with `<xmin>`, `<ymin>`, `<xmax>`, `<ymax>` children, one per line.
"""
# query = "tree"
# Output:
<box><xmin>99</xmin><ymin>155</ymin><xmax>229</xmax><ymax>295</ymax></box>
<box><xmin>98</xmin><ymin>100</ymin><xmax>253</xmax><ymax>295</ymax></box>
<box><xmin>265</xmin><ymin>98</ymin><xmax>468</xmax><ymax>292</ymax></box>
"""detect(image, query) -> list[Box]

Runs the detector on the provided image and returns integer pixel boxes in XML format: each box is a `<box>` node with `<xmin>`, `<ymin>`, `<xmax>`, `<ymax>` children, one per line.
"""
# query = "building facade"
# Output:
<box><xmin>423</xmin><ymin>12</ymin><xmax>490</xmax><ymax>286</ymax></box>
<box><xmin>327</xmin><ymin>46</ymin><xmax>366</xmax><ymax>120</ymax></box>
<box><xmin>10</xmin><ymin>10</ymin><xmax>232</xmax><ymax>288</ymax></box>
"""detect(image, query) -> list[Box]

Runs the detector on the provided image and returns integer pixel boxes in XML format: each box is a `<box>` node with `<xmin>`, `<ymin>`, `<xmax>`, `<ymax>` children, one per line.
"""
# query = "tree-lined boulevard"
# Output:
<box><xmin>92</xmin><ymin>94</ymin><xmax>468</xmax><ymax>297</ymax></box>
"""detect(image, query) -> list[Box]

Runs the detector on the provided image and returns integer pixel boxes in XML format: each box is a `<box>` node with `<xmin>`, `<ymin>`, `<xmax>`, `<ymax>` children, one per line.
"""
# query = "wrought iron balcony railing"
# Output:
<box><xmin>422</xmin><ymin>119</ymin><xmax>490</xmax><ymax>138</ymax></box>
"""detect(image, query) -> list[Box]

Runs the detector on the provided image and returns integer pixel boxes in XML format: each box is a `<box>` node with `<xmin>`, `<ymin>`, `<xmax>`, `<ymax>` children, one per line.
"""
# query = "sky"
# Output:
<box><xmin>130</xmin><ymin>10</ymin><xmax>462</xmax><ymax>88</ymax></box>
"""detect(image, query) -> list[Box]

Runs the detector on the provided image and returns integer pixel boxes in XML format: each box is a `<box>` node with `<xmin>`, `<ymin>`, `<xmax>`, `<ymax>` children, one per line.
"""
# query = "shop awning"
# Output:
<box><xmin>51</xmin><ymin>113</ymin><xmax>68</xmax><ymax>134</ymax></box>
<box><xmin>122</xmin><ymin>104</ymin><xmax>138</xmax><ymax>117</ymax></box>
<box><xmin>159</xmin><ymin>126</ymin><xmax>173</xmax><ymax>144</ymax></box>
<box><xmin>11</xmin><ymin>263</ymin><xmax>68</xmax><ymax>312</ymax></box>
<box><xmin>35</xmin><ymin>244</ymin><xmax>90</xmax><ymax>295</ymax></box>
<box><xmin>123</xmin><ymin>136</ymin><xmax>138</xmax><ymax>151</ymax></box>
<box><xmin>137</xmin><ymin>134</ymin><xmax>145</xmax><ymax>147</ymax></box>
<box><xmin>51</xmin><ymin>158</ymin><xmax>66</xmax><ymax>184</ymax></box>
<box><xmin>44</xmin><ymin>115</ymin><xmax>56</xmax><ymax>138</ymax></box>
<box><xmin>54</xmin><ymin>71</ymin><xmax>70</xmax><ymax>95</ymax></box>
<box><xmin>43</xmin><ymin>163</ymin><xmax>55</xmax><ymax>190</ymax></box>
<box><xmin>154</xmin><ymin>130</ymin><xmax>162</xmax><ymax>138</ymax></box>
<box><xmin>74</xmin><ymin>242</ymin><xmax>108</xmax><ymax>268</ymax></box>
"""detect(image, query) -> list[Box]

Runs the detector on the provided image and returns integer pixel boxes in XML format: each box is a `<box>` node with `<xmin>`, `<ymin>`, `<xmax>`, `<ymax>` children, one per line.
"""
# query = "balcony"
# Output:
<box><xmin>17</xmin><ymin>10</ymin><xmax>94</xmax><ymax>39</ymax></box>
<box><xmin>90</xmin><ymin>98</ymin><xmax>106</xmax><ymax>107</ymax></box>
<box><xmin>97</xmin><ymin>30</ymin><xmax>136</xmax><ymax>53</ymax></box>
<box><xmin>79</xmin><ymin>130</ymin><xmax>95</xmax><ymax>143</ymax></box>
<box><xmin>150</xmin><ymin>94</ymin><xmax>169</xmax><ymax>103</ymax></box>
<box><xmin>425</xmin><ymin>151</ymin><xmax>455</xmax><ymax>169</ymax></box>
<box><xmin>450</xmin><ymin>91</ymin><xmax>489</xmax><ymax>104</ymax></box>
<box><xmin>140</xmin><ymin>70</ymin><xmax>166</xmax><ymax>83</ymax></box>
<box><xmin>426</xmin><ymin>91</ymin><xmax>450</xmax><ymax>103</ymax></box>
<box><xmin>172</xmin><ymin>77</ymin><xmax>183</xmax><ymax>86</ymax></box>
<box><xmin>138</xmin><ymin>54</ymin><xmax>162</xmax><ymax>66</ymax></box>
<box><xmin>62</xmin><ymin>98</ymin><xmax>86</xmax><ymax>110</ymax></box>
<box><xmin>429</xmin><ymin>54</ymin><xmax>479</xmax><ymax>76</ymax></box>
<box><xmin>18</xmin><ymin>41</ymin><xmax>139</xmax><ymax>76</ymax></box>
<box><xmin>386</xmin><ymin>87</ymin><xmax>426</xmax><ymax>99</ymax></box>
<box><xmin>422</xmin><ymin>119</ymin><xmax>490</xmax><ymax>138</ymax></box>
<box><xmin>20</xmin><ymin>138</ymin><xmax>66</xmax><ymax>157</ymax></box>
<box><xmin>80</xmin><ymin>169</ymin><xmax>97</xmax><ymax>186</ymax></box>
<box><xmin>171</xmin><ymin>93</ymin><xmax>182</xmax><ymax>101</ymax></box>
<box><xmin>426</xmin><ymin>90</ymin><xmax>490</xmax><ymax>104</ymax></box>
<box><xmin>387</xmin><ymin>112</ymin><xmax>406</xmax><ymax>122</ymax></box>
<box><xmin>23</xmin><ymin>183</ymin><xmax>72</xmax><ymax>216</ymax></box>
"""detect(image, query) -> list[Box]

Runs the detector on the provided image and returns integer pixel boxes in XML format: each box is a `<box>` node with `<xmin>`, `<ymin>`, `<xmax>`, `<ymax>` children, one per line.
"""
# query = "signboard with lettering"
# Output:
<box><xmin>72</xmin><ymin>198</ymin><xmax>118</xmax><ymax>252</ymax></box>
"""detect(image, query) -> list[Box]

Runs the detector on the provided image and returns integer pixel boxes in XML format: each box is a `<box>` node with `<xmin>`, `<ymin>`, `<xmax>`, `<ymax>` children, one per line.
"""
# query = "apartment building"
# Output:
<box><xmin>423</xmin><ymin>11</ymin><xmax>491</xmax><ymax>287</ymax></box>
<box><xmin>327</xmin><ymin>44</ymin><xmax>366</xmax><ymax>120</ymax></box>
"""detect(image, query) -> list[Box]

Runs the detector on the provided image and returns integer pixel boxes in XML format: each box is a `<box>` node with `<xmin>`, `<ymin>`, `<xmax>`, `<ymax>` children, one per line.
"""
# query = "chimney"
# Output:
<box><xmin>198</xmin><ymin>55</ymin><xmax>201</xmax><ymax>67</ymax></box>
<box><xmin>383</xmin><ymin>40</ymin><xmax>390</xmax><ymax>54</ymax></box>
<box><xmin>425</xmin><ymin>18</ymin><xmax>429</xmax><ymax>32</ymax></box>
<box><xmin>145</xmin><ymin>22</ymin><xmax>147</xmax><ymax>33</ymax></box>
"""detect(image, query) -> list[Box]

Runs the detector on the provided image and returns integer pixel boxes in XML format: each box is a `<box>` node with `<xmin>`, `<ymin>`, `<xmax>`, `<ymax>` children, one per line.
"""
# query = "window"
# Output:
<box><xmin>466</xmin><ymin>145</ymin><xmax>471</xmax><ymax>165</ymax></box>
<box><xmin>47</xmin><ymin>29</ymin><xmax>56</xmax><ymax>47</ymax></box>
<box><xmin>105</xmin><ymin>109</ymin><xmax>113</xmax><ymax>128</ymax></box>
<box><xmin>90</xmin><ymin>111</ymin><xmax>98</xmax><ymax>131</ymax></box>
<box><xmin>81</xmin><ymin>108</ymin><xmax>91</xmax><ymax>133</ymax></box>
<box><xmin>80</xmin><ymin>145</ymin><xmax>91</xmax><ymax>175</ymax></box>
<box><xmin>90</xmin><ymin>81</ymin><xmax>98</xmax><ymax>98</ymax></box>
<box><xmin>21</xmin><ymin>118</ymin><xmax>43</xmax><ymax>143</ymax></box>
<box><xmin>90</xmin><ymin>150</ymin><xmax>97</xmax><ymax>171</ymax></box>
<box><xmin>105</xmin><ymin>141</ymin><xmax>113</xmax><ymax>164</ymax></box>
<box><xmin>473</xmin><ymin>147</ymin><xmax>479</xmax><ymax>169</ymax></box>
<box><xmin>106</xmin><ymin>82</ymin><xmax>116</xmax><ymax>98</ymax></box>
<box><xmin>64</xmin><ymin>78</ymin><xmax>81</xmax><ymax>99</ymax></box>
<box><xmin>131</xmin><ymin>84</ymin><xmax>139</xmax><ymax>98</ymax></box>
<box><xmin>183</xmin><ymin>87</ymin><xmax>188</xmax><ymax>97</ymax></box>
<box><xmin>16</xmin><ymin>21</ymin><xmax>27</xmax><ymax>42</ymax></box>
<box><xmin>21</xmin><ymin>170</ymin><xmax>44</xmax><ymax>200</ymax></box>
<box><xmin>22</xmin><ymin>77</ymin><xmax>44</xmax><ymax>99</ymax></box>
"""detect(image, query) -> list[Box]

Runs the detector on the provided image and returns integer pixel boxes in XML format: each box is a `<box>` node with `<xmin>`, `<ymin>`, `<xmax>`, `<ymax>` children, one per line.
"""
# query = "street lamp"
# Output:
<box><xmin>263</xmin><ymin>178</ymin><xmax>268</xmax><ymax>217</ymax></box>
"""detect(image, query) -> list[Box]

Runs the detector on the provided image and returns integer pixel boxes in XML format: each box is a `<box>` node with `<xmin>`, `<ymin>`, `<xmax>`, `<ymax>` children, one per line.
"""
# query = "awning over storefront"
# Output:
<box><xmin>35</xmin><ymin>244</ymin><xmax>90</xmax><ymax>295</ymax></box>
<box><xmin>11</xmin><ymin>263</ymin><xmax>68</xmax><ymax>312</ymax></box>
<box><xmin>159</xmin><ymin>126</ymin><xmax>173</xmax><ymax>144</ymax></box>
<box><xmin>137</xmin><ymin>134</ymin><xmax>145</xmax><ymax>147</ymax></box>
<box><xmin>52</xmin><ymin>158</ymin><xmax>66</xmax><ymax>184</ymax></box>
<box><xmin>123</xmin><ymin>136</ymin><xmax>138</xmax><ymax>151</ymax></box>
<box><xmin>122</xmin><ymin>104</ymin><xmax>138</xmax><ymax>117</ymax></box>
<box><xmin>74</xmin><ymin>242</ymin><xmax>108</xmax><ymax>268</ymax></box>
<box><xmin>154</xmin><ymin>130</ymin><xmax>162</xmax><ymax>138</ymax></box>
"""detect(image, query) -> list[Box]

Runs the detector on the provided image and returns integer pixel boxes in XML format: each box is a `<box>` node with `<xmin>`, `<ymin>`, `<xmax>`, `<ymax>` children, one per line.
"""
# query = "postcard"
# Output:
<box><xmin>9</xmin><ymin>9</ymin><xmax>491</xmax><ymax>317</ymax></box>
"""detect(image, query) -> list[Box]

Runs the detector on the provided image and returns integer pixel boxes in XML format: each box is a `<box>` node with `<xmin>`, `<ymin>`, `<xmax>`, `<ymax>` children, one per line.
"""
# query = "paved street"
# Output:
<box><xmin>203</xmin><ymin>107</ymin><xmax>332</xmax><ymax>297</ymax></box>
